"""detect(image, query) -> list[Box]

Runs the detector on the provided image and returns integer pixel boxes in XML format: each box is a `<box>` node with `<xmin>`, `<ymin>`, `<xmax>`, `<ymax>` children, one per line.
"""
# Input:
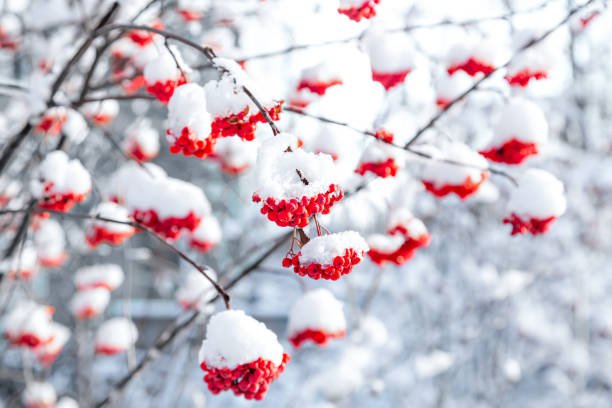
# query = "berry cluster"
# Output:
<box><xmin>282</xmin><ymin>247</ymin><xmax>363</xmax><ymax>280</ymax></box>
<box><xmin>210</xmin><ymin>102</ymin><xmax>283</xmax><ymax>141</ymax></box>
<box><xmin>480</xmin><ymin>138</ymin><xmax>539</xmax><ymax>165</ymax></box>
<box><xmin>373</xmin><ymin>129</ymin><xmax>394</xmax><ymax>143</ymax></box>
<box><xmin>178</xmin><ymin>9</ymin><xmax>203</xmax><ymax>22</ymax></box>
<box><xmin>505</xmin><ymin>69</ymin><xmax>547</xmax><ymax>87</ymax></box>
<box><xmin>86</xmin><ymin>226</ymin><xmax>135</xmax><ymax>248</ymax></box>
<box><xmin>131</xmin><ymin>209</ymin><xmax>201</xmax><ymax>239</ymax></box>
<box><xmin>126</xmin><ymin>143</ymin><xmax>154</xmax><ymax>162</ymax></box>
<box><xmin>201</xmin><ymin>354</ymin><xmax>290</xmax><ymax>400</ymax></box>
<box><xmin>146</xmin><ymin>75</ymin><xmax>187</xmax><ymax>104</ymax></box>
<box><xmin>289</xmin><ymin>328</ymin><xmax>346</xmax><ymax>348</ymax></box>
<box><xmin>189</xmin><ymin>239</ymin><xmax>215</xmax><ymax>253</ymax></box>
<box><xmin>368</xmin><ymin>234</ymin><xmax>430</xmax><ymax>266</ymax></box>
<box><xmin>127</xmin><ymin>21</ymin><xmax>164</xmax><ymax>47</ymax></box>
<box><xmin>423</xmin><ymin>173</ymin><xmax>488</xmax><ymax>200</ymax></box>
<box><xmin>167</xmin><ymin>126</ymin><xmax>216</xmax><ymax>158</ymax></box>
<box><xmin>296</xmin><ymin>79</ymin><xmax>343</xmax><ymax>96</ymax></box>
<box><xmin>252</xmin><ymin>184</ymin><xmax>343</xmax><ymax>228</ymax></box>
<box><xmin>37</xmin><ymin>183</ymin><xmax>89</xmax><ymax>212</ymax></box>
<box><xmin>95</xmin><ymin>344</ymin><xmax>123</xmax><ymax>356</ymax></box>
<box><xmin>338</xmin><ymin>0</ymin><xmax>379</xmax><ymax>22</ymax></box>
<box><xmin>372</xmin><ymin>69</ymin><xmax>411</xmax><ymax>90</ymax></box>
<box><xmin>503</xmin><ymin>213</ymin><xmax>556</xmax><ymax>236</ymax></box>
<box><xmin>355</xmin><ymin>158</ymin><xmax>398</xmax><ymax>178</ymax></box>
<box><xmin>8</xmin><ymin>332</ymin><xmax>52</xmax><ymax>349</ymax></box>
<box><xmin>448</xmin><ymin>57</ymin><xmax>495</xmax><ymax>77</ymax></box>
<box><xmin>35</xmin><ymin>112</ymin><xmax>67</xmax><ymax>136</ymax></box>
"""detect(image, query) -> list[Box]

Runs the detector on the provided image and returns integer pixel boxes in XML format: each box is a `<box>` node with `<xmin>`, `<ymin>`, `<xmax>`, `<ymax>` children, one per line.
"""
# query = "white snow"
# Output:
<box><xmin>503</xmin><ymin>358</ymin><xmax>522</xmax><ymax>382</ymax></box>
<box><xmin>74</xmin><ymin>264</ymin><xmax>125</xmax><ymax>291</ymax></box>
<box><xmin>34</xmin><ymin>322</ymin><xmax>70</xmax><ymax>362</ymax></box>
<box><xmin>367</xmin><ymin>233</ymin><xmax>405</xmax><ymax>253</ymax></box>
<box><xmin>198</xmin><ymin>309</ymin><xmax>284</xmax><ymax>369</ymax></box>
<box><xmin>287</xmin><ymin>288</ymin><xmax>346</xmax><ymax>336</ymax></box>
<box><xmin>34</xmin><ymin>218</ymin><xmax>66</xmax><ymax>264</ymax></box>
<box><xmin>95</xmin><ymin>317</ymin><xmax>138</xmax><ymax>352</ymax></box>
<box><xmin>300</xmin><ymin>61</ymin><xmax>342</xmax><ymax>83</ymax></box>
<box><xmin>144</xmin><ymin>45</ymin><xmax>188</xmax><ymax>83</ymax></box>
<box><xmin>414</xmin><ymin>350</ymin><xmax>454</xmax><ymax>378</ymax></box>
<box><xmin>255</xmin><ymin>133</ymin><xmax>339</xmax><ymax>200</ymax></box>
<box><xmin>299</xmin><ymin>231</ymin><xmax>369</xmax><ymax>265</ymax></box>
<box><xmin>421</xmin><ymin>142</ymin><xmax>488</xmax><ymax>187</ymax></box>
<box><xmin>122</xmin><ymin>119</ymin><xmax>160</xmax><ymax>157</ymax></box>
<box><xmin>489</xmin><ymin>98</ymin><xmax>548</xmax><ymax>146</ymax></box>
<box><xmin>89</xmin><ymin>201</ymin><xmax>134</xmax><ymax>234</ymax></box>
<box><xmin>435</xmin><ymin>71</ymin><xmax>473</xmax><ymax>103</ymax></box>
<box><xmin>22</xmin><ymin>382</ymin><xmax>57</xmax><ymax>408</ymax></box>
<box><xmin>175</xmin><ymin>269</ymin><xmax>218</xmax><ymax>310</ymax></box>
<box><xmin>80</xmin><ymin>99</ymin><xmax>119</xmax><ymax>122</ymax></box>
<box><xmin>507</xmin><ymin>169</ymin><xmax>567</xmax><ymax>219</ymax></box>
<box><xmin>30</xmin><ymin>151</ymin><xmax>92</xmax><ymax>198</ymax></box>
<box><xmin>63</xmin><ymin>109</ymin><xmax>89</xmax><ymax>144</ymax></box>
<box><xmin>213</xmin><ymin>137</ymin><xmax>258</xmax><ymax>171</ymax></box>
<box><xmin>204</xmin><ymin>74</ymin><xmax>255</xmax><ymax>117</ymax></box>
<box><xmin>446</xmin><ymin>37</ymin><xmax>504</xmax><ymax>68</ymax></box>
<box><xmin>388</xmin><ymin>209</ymin><xmax>428</xmax><ymax>239</ymax></box>
<box><xmin>3</xmin><ymin>300</ymin><xmax>54</xmax><ymax>344</ymax></box>
<box><xmin>69</xmin><ymin>288</ymin><xmax>110</xmax><ymax>318</ymax></box>
<box><xmin>362</xmin><ymin>27</ymin><xmax>415</xmax><ymax>73</ymax></box>
<box><xmin>2</xmin><ymin>244</ymin><xmax>37</xmax><ymax>277</ymax></box>
<box><xmin>167</xmin><ymin>83</ymin><xmax>212</xmax><ymax>144</ymax></box>
<box><xmin>107</xmin><ymin>162</ymin><xmax>166</xmax><ymax>203</ymax></box>
<box><xmin>56</xmin><ymin>397</ymin><xmax>79</xmax><ymax>408</ymax></box>
<box><xmin>190</xmin><ymin>216</ymin><xmax>222</xmax><ymax>246</ymax></box>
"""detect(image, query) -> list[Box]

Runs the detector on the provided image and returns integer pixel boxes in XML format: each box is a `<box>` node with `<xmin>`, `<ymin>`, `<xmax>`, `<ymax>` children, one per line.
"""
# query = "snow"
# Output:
<box><xmin>299</xmin><ymin>231</ymin><xmax>369</xmax><ymax>265</ymax></box>
<box><xmin>3</xmin><ymin>300</ymin><xmax>53</xmax><ymax>343</ymax></box>
<box><xmin>56</xmin><ymin>397</ymin><xmax>79</xmax><ymax>408</ymax></box>
<box><xmin>367</xmin><ymin>233</ymin><xmax>405</xmax><ymax>253</ymax></box>
<box><xmin>80</xmin><ymin>99</ymin><xmax>119</xmax><ymax>121</ymax></box>
<box><xmin>95</xmin><ymin>317</ymin><xmax>138</xmax><ymax>352</ymax></box>
<box><xmin>69</xmin><ymin>288</ymin><xmax>110</xmax><ymax>318</ymax></box>
<box><xmin>34</xmin><ymin>322</ymin><xmax>70</xmax><ymax>362</ymax></box>
<box><xmin>74</xmin><ymin>264</ymin><xmax>125</xmax><ymax>291</ymax></box>
<box><xmin>255</xmin><ymin>133</ymin><xmax>340</xmax><ymax>199</ymax></box>
<box><xmin>287</xmin><ymin>288</ymin><xmax>346</xmax><ymax>336</ymax></box>
<box><xmin>213</xmin><ymin>137</ymin><xmax>258</xmax><ymax>171</ymax></box>
<box><xmin>177</xmin><ymin>0</ymin><xmax>210</xmax><ymax>13</ymax></box>
<box><xmin>507</xmin><ymin>169</ymin><xmax>567</xmax><ymax>219</ymax></box>
<box><xmin>175</xmin><ymin>269</ymin><xmax>218</xmax><ymax>310</ymax></box>
<box><xmin>198</xmin><ymin>309</ymin><xmax>284</xmax><ymax>369</ymax></box>
<box><xmin>2</xmin><ymin>244</ymin><xmax>37</xmax><ymax>277</ymax></box>
<box><xmin>359</xmin><ymin>141</ymin><xmax>402</xmax><ymax>165</ymax></box>
<box><xmin>421</xmin><ymin>142</ymin><xmax>488</xmax><ymax>187</ymax></box>
<box><xmin>213</xmin><ymin>57</ymin><xmax>276</xmax><ymax>106</ymax></box>
<box><xmin>489</xmin><ymin>98</ymin><xmax>548</xmax><ymax>146</ymax></box>
<box><xmin>22</xmin><ymin>382</ymin><xmax>56</xmax><ymax>407</ymax></box>
<box><xmin>204</xmin><ymin>74</ymin><xmax>255</xmax><ymax>117</ymax></box>
<box><xmin>107</xmin><ymin>162</ymin><xmax>166</xmax><ymax>202</ymax></box>
<box><xmin>167</xmin><ymin>83</ymin><xmax>212</xmax><ymax>143</ymax></box>
<box><xmin>190</xmin><ymin>216</ymin><xmax>222</xmax><ymax>245</ymax></box>
<box><xmin>63</xmin><ymin>109</ymin><xmax>89</xmax><ymax>144</ymax></box>
<box><xmin>34</xmin><ymin>218</ymin><xmax>66</xmax><ymax>263</ymax></box>
<box><xmin>362</xmin><ymin>27</ymin><xmax>415</xmax><ymax>73</ymax></box>
<box><xmin>300</xmin><ymin>61</ymin><xmax>342</xmax><ymax>83</ymax></box>
<box><xmin>503</xmin><ymin>358</ymin><xmax>522</xmax><ymax>382</ymax></box>
<box><xmin>388</xmin><ymin>209</ymin><xmax>428</xmax><ymax>239</ymax></box>
<box><xmin>446</xmin><ymin>37</ymin><xmax>505</xmax><ymax>67</ymax></box>
<box><xmin>144</xmin><ymin>45</ymin><xmax>187</xmax><ymax>82</ymax></box>
<box><xmin>89</xmin><ymin>201</ymin><xmax>134</xmax><ymax>234</ymax></box>
<box><xmin>435</xmin><ymin>71</ymin><xmax>473</xmax><ymax>102</ymax></box>
<box><xmin>30</xmin><ymin>151</ymin><xmax>92</xmax><ymax>197</ymax></box>
<box><xmin>414</xmin><ymin>350</ymin><xmax>454</xmax><ymax>378</ymax></box>
<box><xmin>493</xmin><ymin>269</ymin><xmax>534</xmax><ymax>300</ymax></box>
<box><xmin>122</xmin><ymin>119</ymin><xmax>160</xmax><ymax>157</ymax></box>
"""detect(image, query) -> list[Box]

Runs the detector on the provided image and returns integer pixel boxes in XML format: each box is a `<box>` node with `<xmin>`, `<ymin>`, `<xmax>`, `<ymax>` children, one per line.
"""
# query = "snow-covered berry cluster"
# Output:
<box><xmin>199</xmin><ymin>310</ymin><xmax>289</xmax><ymax>400</ymax></box>
<box><xmin>287</xmin><ymin>289</ymin><xmax>346</xmax><ymax>348</ymax></box>
<box><xmin>290</xmin><ymin>62</ymin><xmax>343</xmax><ymax>108</ymax></box>
<box><xmin>210</xmin><ymin>137</ymin><xmax>258</xmax><ymax>175</ymax></box>
<box><xmin>34</xmin><ymin>219</ymin><xmax>68</xmax><ymax>268</ymax></box>
<box><xmin>446</xmin><ymin>39</ymin><xmax>501</xmax><ymax>77</ymax></box>
<box><xmin>30</xmin><ymin>151</ymin><xmax>92</xmax><ymax>212</ymax></box>
<box><xmin>188</xmin><ymin>216</ymin><xmax>222</xmax><ymax>253</ymax></box>
<box><xmin>283</xmin><ymin>231</ymin><xmax>369</xmax><ymax>280</ymax></box>
<box><xmin>3</xmin><ymin>301</ymin><xmax>56</xmax><ymax>349</ymax></box>
<box><xmin>22</xmin><ymin>381</ymin><xmax>57</xmax><ymax>408</ymax></box>
<box><xmin>86</xmin><ymin>201</ymin><xmax>136</xmax><ymax>248</ymax></box>
<box><xmin>80</xmin><ymin>99</ymin><xmax>119</xmax><ymax>126</ymax></box>
<box><xmin>338</xmin><ymin>0</ymin><xmax>380</xmax><ymax>22</ymax></box>
<box><xmin>144</xmin><ymin>46</ymin><xmax>189</xmax><ymax>104</ymax></box>
<box><xmin>35</xmin><ymin>107</ymin><xmax>67</xmax><ymax>136</ymax></box>
<box><xmin>122</xmin><ymin>119</ymin><xmax>160</xmax><ymax>162</ymax></box>
<box><xmin>0</xmin><ymin>14</ymin><xmax>20</xmax><ymax>51</ymax></box>
<box><xmin>356</xmin><ymin>135</ymin><xmax>402</xmax><ymax>178</ymax></box>
<box><xmin>95</xmin><ymin>317</ymin><xmax>139</xmax><ymax>355</ymax></box>
<box><xmin>363</xmin><ymin>28</ymin><xmax>415</xmax><ymax>90</ymax></box>
<box><xmin>70</xmin><ymin>264</ymin><xmax>124</xmax><ymax>320</ymax></box>
<box><xmin>1</xmin><ymin>245</ymin><xmax>37</xmax><ymax>280</ymax></box>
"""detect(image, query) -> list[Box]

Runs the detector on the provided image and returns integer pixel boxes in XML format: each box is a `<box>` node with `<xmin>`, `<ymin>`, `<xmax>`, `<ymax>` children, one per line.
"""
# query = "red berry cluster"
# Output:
<box><xmin>374</xmin><ymin>129</ymin><xmax>394</xmax><ymax>143</ymax></box>
<box><xmin>8</xmin><ymin>268</ymin><xmax>35</xmax><ymax>280</ymax></box>
<box><xmin>131</xmin><ymin>209</ymin><xmax>201</xmax><ymax>239</ymax></box>
<box><xmin>289</xmin><ymin>328</ymin><xmax>346</xmax><ymax>348</ymax></box>
<box><xmin>422</xmin><ymin>173</ymin><xmax>488</xmax><ymax>200</ymax></box>
<box><xmin>372</xmin><ymin>69</ymin><xmax>411</xmax><ymax>90</ymax></box>
<box><xmin>168</xmin><ymin>126</ymin><xmax>216</xmax><ymax>158</ymax></box>
<box><xmin>355</xmin><ymin>158</ymin><xmax>398</xmax><ymax>178</ymax></box>
<box><xmin>35</xmin><ymin>113</ymin><xmax>67</xmax><ymax>136</ymax></box>
<box><xmin>220</xmin><ymin>162</ymin><xmax>250</xmax><ymax>176</ymax></box>
<box><xmin>296</xmin><ymin>79</ymin><xmax>343</xmax><ymax>96</ymax></box>
<box><xmin>122</xmin><ymin>75</ymin><xmax>147</xmax><ymax>95</ymax></box>
<box><xmin>126</xmin><ymin>143</ymin><xmax>155</xmax><ymax>162</ymax></box>
<box><xmin>201</xmin><ymin>354</ymin><xmax>290</xmax><ymax>400</ymax></box>
<box><xmin>338</xmin><ymin>0</ymin><xmax>379</xmax><ymax>22</ymax></box>
<box><xmin>189</xmin><ymin>239</ymin><xmax>216</xmax><ymax>253</ymax></box>
<box><xmin>7</xmin><ymin>332</ymin><xmax>52</xmax><ymax>349</ymax></box>
<box><xmin>447</xmin><ymin>57</ymin><xmax>495</xmax><ymax>77</ymax></box>
<box><xmin>127</xmin><ymin>21</ymin><xmax>164</xmax><ymax>47</ymax></box>
<box><xmin>146</xmin><ymin>75</ymin><xmax>187</xmax><ymax>104</ymax></box>
<box><xmin>252</xmin><ymin>184</ymin><xmax>343</xmax><ymax>228</ymax></box>
<box><xmin>95</xmin><ymin>344</ymin><xmax>123</xmax><ymax>356</ymax></box>
<box><xmin>480</xmin><ymin>138</ymin><xmax>539</xmax><ymax>165</ymax></box>
<box><xmin>505</xmin><ymin>69</ymin><xmax>547</xmax><ymax>87</ymax></box>
<box><xmin>436</xmin><ymin>97</ymin><xmax>451</xmax><ymax>109</ymax></box>
<box><xmin>86</xmin><ymin>225</ymin><xmax>135</xmax><ymax>248</ymax></box>
<box><xmin>503</xmin><ymin>213</ymin><xmax>556</xmax><ymax>236</ymax></box>
<box><xmin>178</xmin><ymin>9</ymin><xmax>203</xmax><ymax>22</ymax></box>
<box><xmin>368</xmin><ymin>234</ymin><xmax>430</xmax><ymax>266</ymax></box>
<box><xmin>283</xmin><ymin>247</ymin><xmax>363</xmax><ymax>280</ymax></box>
<box><xmin>210</xmin><ymin>102</ymin><xmax>283</xmax><ymax>142</ymax></box>
<box><xmin>38</xmin><ymin>183</ymin><xmax>89</xmax><ymax>212</ymax></box>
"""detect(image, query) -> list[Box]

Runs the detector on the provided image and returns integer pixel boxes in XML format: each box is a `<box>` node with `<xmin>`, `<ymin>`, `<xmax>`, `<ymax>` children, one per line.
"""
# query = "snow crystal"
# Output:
<box><xmin>299</xmin><ymin>231</ymin><xmax>369</xmax><ymax>265</ymax></box>
<box><xmin>75</xmin><ymin>264</ymin><xmax>124</xmax><ymax>291</ymax></box>
<box><xmin>287</xmin><ymin>289</ymin><xmax>346</xmax><ymax>336</ymax></box>
<box><xmin>507</xmin><ymin>169</ymin><xmax>567</xmax><ymax>218</ymax></box>
<box><xmin>198</xmin><ymin>310</ymin><xmax>284</xmax><ymax>369</ymax></box>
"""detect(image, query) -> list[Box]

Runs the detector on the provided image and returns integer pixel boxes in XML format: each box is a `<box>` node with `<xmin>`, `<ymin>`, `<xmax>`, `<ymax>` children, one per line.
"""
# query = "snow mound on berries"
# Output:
<box><xmin>367</xmin><ymin>233</ymin><xmax>405</xmax><ymax>253</ymax></box>
<box><xmin>190</xmin><ymin>216</ymin><xmax>222</xmax><ymax>246</ymax></box>
<box><xmin>167</xmin><ymin>83</ymin><xmax>212</xmax><ymax>140</ymax></box>
<box><xmin>422</xmin><ymin>142</ymin><xmax>488</xmax><ymax>186</ymax></box>
<box><xmin>74</xmin><ymin>264</ymin><xmax>124</xmax><ymax>291</ymax></box>
<box><xmin>255</xmin><ymin>133</ymin><xmax>339</xmax><ymax>199</ymax></box>
<box><xmin>70</xmin><ymin>288</ymin><xmax>110</xmax><ymax>317</ymax></box>
<box><xmin>89</xmin><ymin>201</ymin><xmax>134</xmax><ymax>234</ymax></box>
<box><xmin>176</xmin><ymin>269</ymin><xmax>218</xmax><ymax>310</ymax></box>
<box><xmin>301</xmin><ymin>61</ymin><xmax>342</xmax><ymax>83</ymax></box>
<box><xmin>508</xmin><ymin>169</ymin><xmax>567</xmax><ymax>218</ymax></box>
<box><xmin>34</xmin><ymin>322</ymin><xmax>70</xmax><ymax>363</ymax></box>
<box><xmin>214</xmin><ymin>137</ymin><xmax>258</xmax><ymax>173</ymax></box>
<box><xmin>80</xmin><ymin>99</ymin><xmax>119</xmax><ymax>123</ymax></box>
<box><xmin>299</xmin><ymin>231</ymin><xmax>369</xmax><ymax>265</ymax></box>
<box><xmin>362</xmin><ymin>27</ymin><xmax>415</xmax><ymax>73</ymax></box>
<box><xmin>144</xmin><ymin>45</ymin><xmax>189</xmax><ymax>82</ymax></box>
<box><xmin>388</xmin><ymin>209</ymin><xmax>428</xmax><ymax>238</ymax></box>
<box><xmin>490</xmin><ymin>98</ymin><xmax>548</xmax><ymax>145</ymax></box>
<box><xmin>2</xmin><ymin>244</ymin><xmax>37</xmax><ymax>278</ymax></box>
<box><xmin>56</xmin><ymin>397</ymin><xmax>79</xmax><ymax>408</ymax></box>
<box><xmin>287</xmin><ymin>289</ymin><xmax>346</xmax><ymax>336</ymax></box>
<box><xmin>3</xmin><ymin>300</ymin><xmax>53</xmax><ymax>345</ymax></box>
<box><xmin>107</xmin><ymin>162</ymin><xmax>166</xmax><ymax>202</ymax></box>
<box><xmin>23</xmin><ymin>382</ymin><xmax>56</xmax><ymax>407</ymax></box>
<box><xmin>199</xmin><ymin>310</ymin><xmax>284</xmax><ymax>369</ymax></box>
<box><xmin>63</xmin><ymin>109</ymin><xmax>89</xmax><ymax>144</ymax></box>
<box><xmin>204</xmin><ymin>74</ymin><xmax>254</xmax><ymax>117</ymax></box>
<box><xmin>30</xmin><ymin>151</ymin><xmax>91</xmax><ymax>196</ymax></box>
<box><xmin>122</xmin><ymin>119</ymin><xmax>160</xmax><ymax>158</ymax></box>
<box><xmin>34</xmin><ymin>218</ymin><xmax>66</xmax><ymax>264</ymax></box>
<box><xmin>96</xmin><ymin>317</ymin><xmax>138</xmax><ymax>351</ymax></box>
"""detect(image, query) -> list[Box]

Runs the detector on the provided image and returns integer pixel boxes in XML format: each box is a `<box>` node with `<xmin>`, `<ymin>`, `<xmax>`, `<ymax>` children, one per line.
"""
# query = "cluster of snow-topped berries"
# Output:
<box><xmin>1</xmin><ymin>245</ymin><xmax>37</xmax><ymax>280</ymax></box>
<box><xmin>176</xmin><ymin>270</ymin><xmax>218</xmax><ymax>311</ymax></box>
<box><xmin>505</xmin><ymin>29</ymin><xmax>558</xmax><ymax>87</ymax></box>
<box><xmin>30</xmin><ymin>151</ymin><xmax>92</xmax><ymax>212</ymax></box>
<box><xmin>144</xmin><ymin>45</ymin><xmax>189</xmax><ymax>104</ymax></box>
<box><xmin>34</xmin><ymin>107</ymin><xmax>88</xmax><ymax>143</ymax></box>
<box><xmin>199</xmin><ymin>310</ymin><xmax>289</xmax><ymax>400</ymax></box>
<box><xmin>356</xmin><ymin>130</ymin><xmax>402</xmax><ymax>178</ymax></box>
<box><xmin>35</xmin><ymin>107</ymin><xmax>67</xmax><ymax>136</ymax></box>
<box><xmin>34</xmin><ymin>219</ymin><xmax>67</xmax><ymax>268</ymax></box>
<box><xmin>421</xmin><ymin>142</ymin><xmax>489</xmax><ymax>200</ymax></box>
<box><xmin>80</xmin><ymin>99</ymin><xmax>119</xmax><ymax>126</ymax></box>
<box><xmin>70</xmin><ymin>264</ymin><xmax>124</xmax><ymax>320</ymax></box>
<box><xmin>86</xmin><ymin>201</ymin><xmax>136</xmax><ymax>248</ymax></box>
<box><xmin>95</xmin><ymin>317</ymin><xmax>138</xmax><ymax>355</ymax></box>
<box><xmin>367</xmin><ymin>209</ymin><xmax>430</xmax><ymax>266</ymax></box>
<box><xmin>283</xmin><ymin>231</ymin><xmax>369</xmax><ymax>280</ymax></box>
<box><xmin>480</xmin><ymin>98</ymin><xmax>548</xmax><ymax>165</ymax></box>
<box><xmin>188</xmin><ymin>216</ymin><xmax>222</xmax><ymax>253</ymax></box>
<box><xmin>108</xmin><ymin>163</ymin><xmax>210</xmax><ymax>239</ymax></box>
<box><xmin>290</xmin><ymin>62</ymin><xmax>343</xmax><ymax>108</ymax></box>
<box><xmin>338</xmin><ymin>0</ymin><xmax>380</xmax><ymax>22</ymax></box>
<box><xmin>504</xmin><ymin>169</ymin><xmax>567</xmax><ymax>236</ymax></box>
<box><xmin>122</xmin><ymin>119</ymin><xmax>160</xmax><ymax>162</ymax></box>
<box><xmin>446</xmin><ymin>39</ymin><xmax>502</xmax><ymax>77</ymax></box>
<box><xmin>0</xmin><ymin>14</ymin><xmax>20</xmax><ymax>51</ymax></box>
<box><xmin>253</xmin><ymin>134</ymin><xmax>343</xmax><ymax>228</ymax></box>
<box><xmin>363</xmin><ymin>27</ymin><xmax>415</xmax><ymax>90</ymax></box>
<box><xmin>287</xmin><ymin>289</ymin><xmax>346</xmax><ymax>348</ymax></box>
<box><xmin>176</xmin><ymin>0</ymin><xmax>208</xmax><ymax>21</ymax></box>
<box><xmin>435</xmin><ymin>71</ymin><xmax>472</xmax><ymax>109</ymax></box>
